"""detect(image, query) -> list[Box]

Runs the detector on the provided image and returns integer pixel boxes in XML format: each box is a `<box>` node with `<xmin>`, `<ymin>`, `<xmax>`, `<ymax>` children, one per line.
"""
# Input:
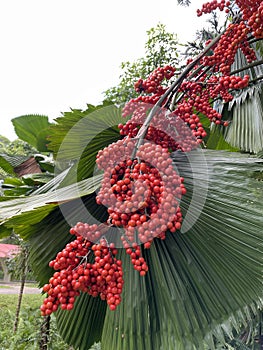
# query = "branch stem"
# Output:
<box><xmin>230</xmin><ymin>59</ymin><xmax>263</xmax><ymax>76</ymax></box>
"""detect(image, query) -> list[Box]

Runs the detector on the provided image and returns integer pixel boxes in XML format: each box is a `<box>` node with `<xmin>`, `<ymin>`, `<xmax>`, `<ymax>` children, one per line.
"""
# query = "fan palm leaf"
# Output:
<box><xmin>215</xmin><ymin>43</ymin><xmax>263</xmax><ymax>154</ymax></box>
<box><xmin>1</xmin><ymin>150</ymin><xmax>261</xmax><ymax>349</ymax></box>
<box><xmin>47</xmin><ymin>103</ymin><xmax>124</xmax><ymax>184</ymax></box>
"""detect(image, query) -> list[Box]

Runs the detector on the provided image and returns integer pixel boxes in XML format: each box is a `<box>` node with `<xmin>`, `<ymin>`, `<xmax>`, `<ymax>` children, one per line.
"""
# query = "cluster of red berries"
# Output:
<box><xmin>41</xmin><ymin>136</ymin><xmax>187</xmax><ymax>307</ymax></box>
<box><xmin>176</xmin><ymin>80</ymin><xmax>221</xmax><ymax>127</ymax></box>
<box><xmin>40</xmin><ymin>227</ymin><xmax>124</xmax><ymax>315</ymax></box>
<box><xmin>173</xmin><ymin>81</ymin><xmax>218</xmax><ymax>131</ymax></box>
<box><xmin>121</xmin><ymin>239</ymin><xmax>149</xmax><ymax>275</ymax></box>
<box><xmin>122</xmin><ymin>66</ymin><xmax>176</xmax><ymax>118</ymax></box>
<box><xmin>175</xmin><ymin>72</ymin><xmax>249</xmax><ymax>124</ymax></box>
<box><xmin>122</xmin><ymin>55</ymin><xmax>250</xmax><ymax>143</ymax></box>
<box><xmin>134</xmin><ymin>66</ymin><xmax>176</xmax><ymax>94</ymax></box>
<box><xmin>198</xmin><ymin>0</ymin><xmax>263</xmax><ymax>39</ymax></box>
<box><xmin>72</xmin><ymin>222</ymin><xmax>103</xmax><ymax>241</ymax></box>
<box><xmin>217</xmin><ymin>74</ymin><xmax>250</xmax><ymax>90</ymax></box>
<box><xmin>96</xmin><ymin>140</ymin><xmax>185</xmax><ymax>246</ymax></box>
<box><xmin>122</xmin><ymin>96</ymin><xmax>159</xmax><ymax>118</ymax></box>
<box><xmin>246</xmin><ymin>1</ymin><xmax>263</xmax><ymax>38</ymax></box>
<box><xmin>237</xmin><ymin>0</ymin><xmax>261</xmax><ymax>17</ymax></box>
<box><xmin>234</xmin><ymin>0</ymin><xmax>263</xmax><ymax>38</ymax></box>
<box><xmin>121</xmin><ymin>64</ymin><xmax>249</xmax><ymax>147</ymax></box>
<box><xmin>197</xmin><ymin>0</ymin><xmax>231</xmax><ymax>16</ymax></box>
<box><xmin>119</xmin><ymin>105</ymin><xmax>200</xmax><ymax>151</ymax></box>
<box><xmin>202</xmin><ymin>22</ymin><xmax>256</xmax><ymax>74</ymax></box>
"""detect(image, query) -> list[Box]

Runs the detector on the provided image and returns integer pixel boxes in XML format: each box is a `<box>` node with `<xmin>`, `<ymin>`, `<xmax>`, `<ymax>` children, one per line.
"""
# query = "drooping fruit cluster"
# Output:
<box><xmin>96</xmin><ymin>139</ymin><xmax>185</xmax><ymax>247</ymax></box>
<box><xmin>120</xmin><ymin>64</ymin><xmax>250</xmax><ymax>150</ymax></box>
<box><xmin>122</xmin><ymin>240</ymin><xmax>148</xmax><ymax>276</ymax></box>
<box><xmin>197</xmin><ymin>0</ymin><xmax>263</xmax><ymax>71</ymax></box>
<box><xmin>40</xmin><ymin>227</ymin><xmax>124</xmax><ymax>315</ymax></box>
<box><xmin>41</xmin><ymin>0</ymin><xmax>263</xmax><ymax>316</ymax></box>
<box><xmin>217</xmin><ymin>74</ymin><xmax>250</xmax><ymax>91</ymax></box>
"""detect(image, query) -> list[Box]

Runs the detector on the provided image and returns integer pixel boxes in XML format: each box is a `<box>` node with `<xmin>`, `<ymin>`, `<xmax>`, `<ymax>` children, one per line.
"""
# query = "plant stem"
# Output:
<box><xmin>230</xmin><ymin>59</ymin><xmax>263</xmax><ymax>76</ymax></box>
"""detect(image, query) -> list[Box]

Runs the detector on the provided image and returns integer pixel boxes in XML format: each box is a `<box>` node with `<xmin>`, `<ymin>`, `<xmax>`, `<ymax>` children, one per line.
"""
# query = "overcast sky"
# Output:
<box><xmin>0</xmin><ymin>0</ymin><xmax>207</xmax><ymax>140</ymax></box>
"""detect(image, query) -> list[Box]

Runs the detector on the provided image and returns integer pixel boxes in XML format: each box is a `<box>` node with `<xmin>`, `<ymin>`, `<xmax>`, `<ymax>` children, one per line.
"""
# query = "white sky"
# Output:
<box><xmin>0</xmin><ymin>0</ymin><xmax>208</xmax><ymax>140</ymax></box>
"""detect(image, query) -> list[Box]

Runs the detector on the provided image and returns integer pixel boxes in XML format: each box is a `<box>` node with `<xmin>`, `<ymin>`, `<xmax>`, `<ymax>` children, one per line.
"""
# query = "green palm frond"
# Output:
<box><xmin>224</xmin><ymin>85</ymin><xmax>263</xmax><ymax>153</ymax></box>
<box><xmin>47</xmin><ymin>103</ymin><xmax>124</xmax><ymax>184</ymax></box>
<box><xmin>31</xmin><ymin>168</ymin><xmax>71</xmax><ymax>194</ymax></box>
<box><xmin>0</xmin><ymin>174</ymin><xmax>103</xmax><ymax>232</ymax></box>
<box><xmin>216</xmin><ymin>43</ymin><xmax>263</xmax><ymax>154</ymax></box>
<box><xmin>48</xmin><ymin>102</ymin><xmax>122</xmax><ymax>159</ymax></box>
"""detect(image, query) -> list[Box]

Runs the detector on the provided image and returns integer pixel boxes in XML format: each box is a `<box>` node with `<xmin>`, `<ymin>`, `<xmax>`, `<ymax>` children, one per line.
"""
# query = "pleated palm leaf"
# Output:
<box><xmin>215</xmin><ymin>42</ymin><xmax>263</xmax><ymax>154</ymax></box>
<box><xmin>0</xmin><ymin>104</ymin><xmax>262</xmax><ymax>349</ymax></box>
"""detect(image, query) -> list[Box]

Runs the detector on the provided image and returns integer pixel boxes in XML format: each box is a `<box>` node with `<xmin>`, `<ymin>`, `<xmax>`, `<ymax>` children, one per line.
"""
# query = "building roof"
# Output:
<box><xmin>0</xmin><ymin>244</ymin><xmax>20</xmax><ymax>258</ymax></box>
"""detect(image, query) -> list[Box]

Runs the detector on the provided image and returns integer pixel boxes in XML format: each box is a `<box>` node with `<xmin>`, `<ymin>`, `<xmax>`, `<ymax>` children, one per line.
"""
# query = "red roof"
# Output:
<box><xmin>0</xmin><ymin>244</ymin><xmax>20</xmax><ymax>258</ymax></box>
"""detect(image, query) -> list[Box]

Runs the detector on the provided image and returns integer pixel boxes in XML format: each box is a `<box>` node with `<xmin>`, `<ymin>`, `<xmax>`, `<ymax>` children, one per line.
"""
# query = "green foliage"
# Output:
<box><xmin>177</xmin><ymin>0</ymin><xmax>191</xmax><ymax>5</ymax></box>
<box><xmin>47</xmin><ymin>102</ymin><xmax>116</xmax><ymax>157</ymax></box>
<box><xmin>0</xmin><ymin>139</ymin><xmax>36</xmax><ymax>157</ymax></box>
<box><xmin>11</xmin><ymin>115</ymin><xmax>51</xmax><ymax>152</ymax></box>
<box><xmin>0</xmin><ymin>175</ymin><xmax>102</xmax><ymax>240</ymax></box>
<box><xmin>89</xmin><ymin>343</ymin><xmax>101</xmax><ymax>350</ymax></box>
<box><xmin>207</xmin><ymin>310</ymin><xmax>263</xmax><ymax>349</ymax></box>
<box><xmin>0</xmin><ymin>135</ymin><xmax>10</xmax><ymax>146</ymax></box>
<box><xmin>0</xmin><ymin>155</ymin><xmax>16</xmax><ymax>177</ymax></box>
<box><xmin>104</xmin><ymin>23</ymin><xmax>179</xmax><ymax>105</ymax></box>
<box><xmin>1</xmin><ymin>173</ymin><xmax>54</xmax><ymax>197</ymax></box>
<box><xmin>0</xmin><ymin>118</ymin><xmax>55</xmax><ymax>194</ymax></box>
<box><xmin>0</xmin><ymin>140</ymin><xmax>37</xmax><ymax>180</ymax></box>
<box><xmin>206</xmin><ymin>126</ymin><xmax>240</xmax><ymax>151</ymax></box>
<box><xmin>0</xmin><ymin>293</ymin><xmax>102</xmax><ymax>349</ymax></box>
<box><xmin>0</xmin><ymin>294</ymin><xmax>72</xmax><ymax>350</ymax></box>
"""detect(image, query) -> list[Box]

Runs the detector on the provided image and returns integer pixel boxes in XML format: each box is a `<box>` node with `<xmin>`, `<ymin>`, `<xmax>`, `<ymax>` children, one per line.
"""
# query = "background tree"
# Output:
<box><xmin>104</xmin><ymin>23</ymin><xmax>179</xmax><ymax>105</ymax></box>
<box><xmin>0</xmin><ymin>137</ymin><xmax>37</xmax><ymax>181</ymax></box>
<box><xmin>0</xmin><ymin>115</ymin><xmax>55</xmax><ymax>196</ymax></box>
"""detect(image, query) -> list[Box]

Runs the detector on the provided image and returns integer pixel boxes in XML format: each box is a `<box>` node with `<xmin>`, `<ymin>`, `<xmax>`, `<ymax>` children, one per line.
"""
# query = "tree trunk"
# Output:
<box><xmin>260</xmin><ymin>310</ymin><xmax>263</xmax><ymax>350</ymax></box>
<box><xmin>39</xmin><ymin>315</ymin><xmax>50</xmax><ymax>350</ymax></box>
<box><xmin>13</xmin><ymin>249</ymin><xmax>27</xmax><ymax>333</ymax></box>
